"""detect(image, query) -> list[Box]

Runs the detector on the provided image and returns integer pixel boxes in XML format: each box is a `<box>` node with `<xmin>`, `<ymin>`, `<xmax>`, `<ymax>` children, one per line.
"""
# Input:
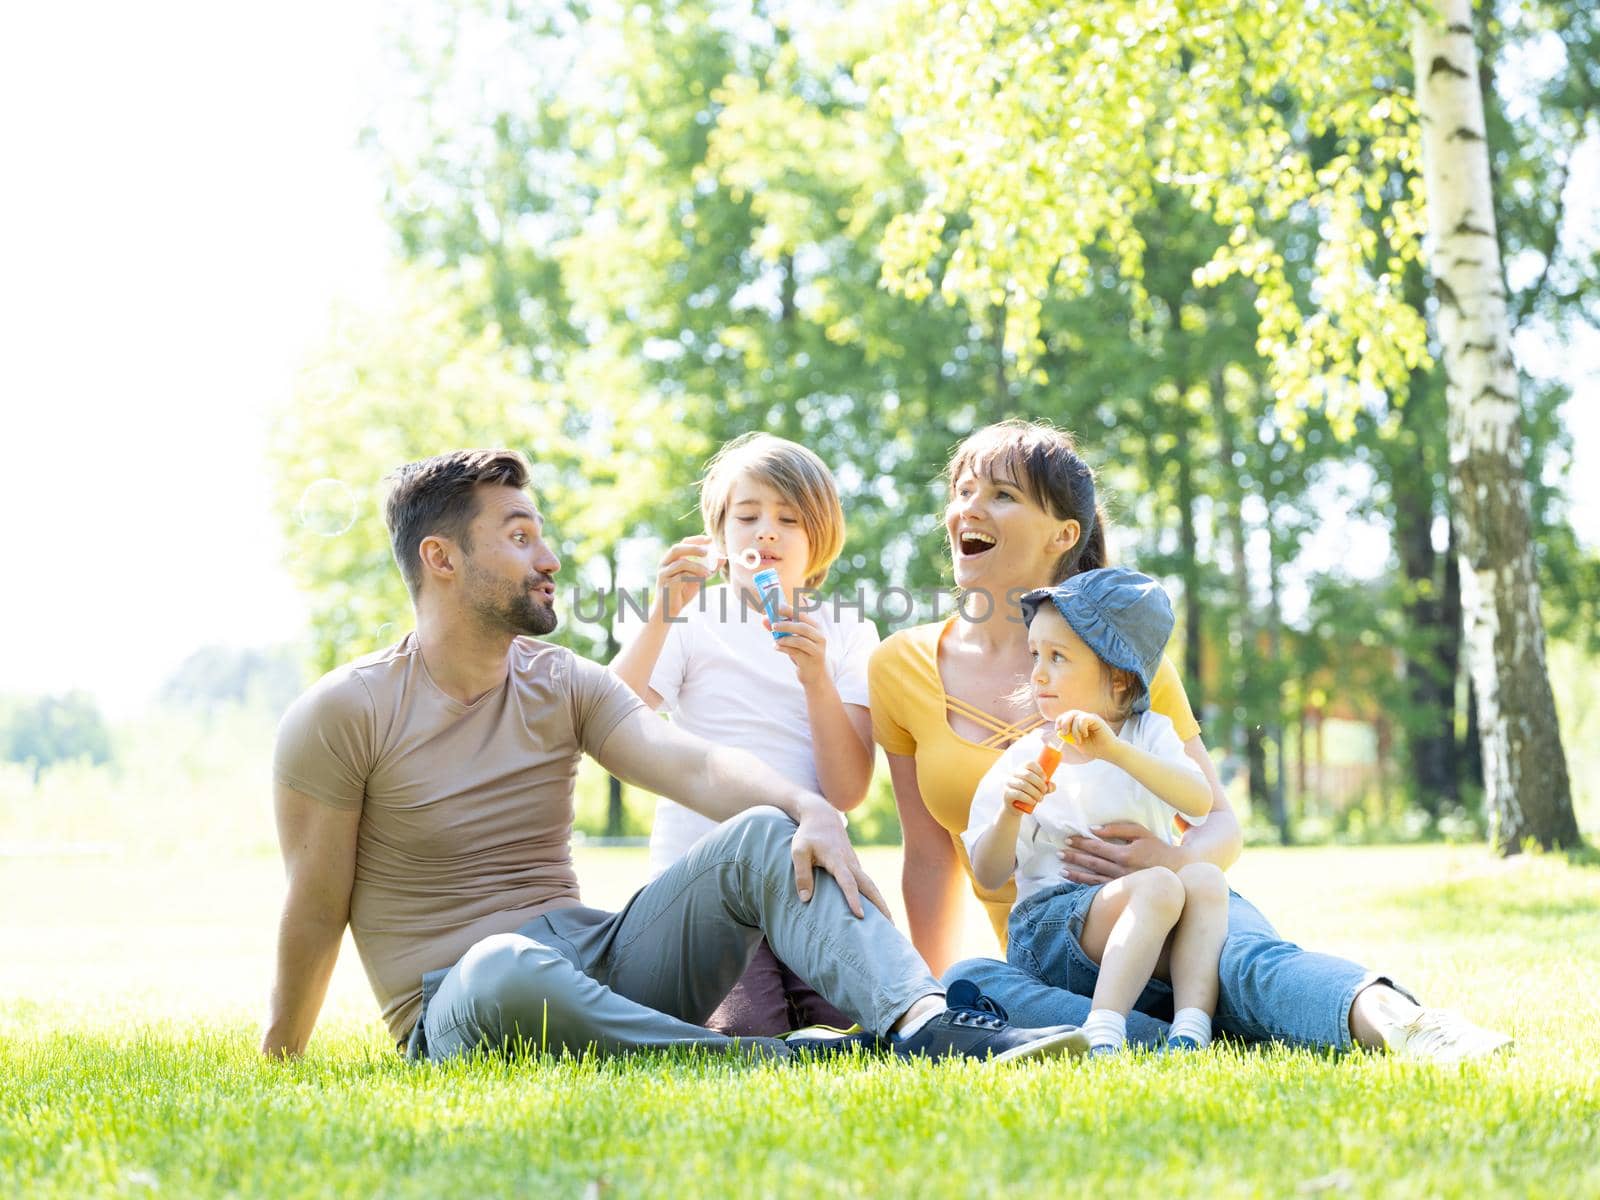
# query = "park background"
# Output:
<box><xmin>4</xmin><ymin>1</ymin><xmax>1599</xmax><ymax>1196</ymax></box>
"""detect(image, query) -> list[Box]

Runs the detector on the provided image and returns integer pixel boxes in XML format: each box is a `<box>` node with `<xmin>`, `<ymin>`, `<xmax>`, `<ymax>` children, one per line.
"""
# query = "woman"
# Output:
<box><xmin>868</xmin><ymin>419</ymin><xmax>1508</xmax><ymax>1058</ymax></box>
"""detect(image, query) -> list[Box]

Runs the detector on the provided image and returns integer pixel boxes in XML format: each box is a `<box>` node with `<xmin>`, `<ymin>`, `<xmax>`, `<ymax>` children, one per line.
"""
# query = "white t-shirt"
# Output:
<box><xmin>961</xmin><ymin>711</ymin><xmax>1208</xmax><ymax>904</ymax></box>
<box><xmin>644</xmin><ymin>585</ymin><xmax>880</xmax><ymax>876</ymax></box>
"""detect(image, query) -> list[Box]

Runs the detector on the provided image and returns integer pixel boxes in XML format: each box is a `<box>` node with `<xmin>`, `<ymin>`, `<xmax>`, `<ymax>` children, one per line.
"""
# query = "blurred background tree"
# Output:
<box><xmin>1</xmin><ymin>693</ymin><xmax>113</xmax><ymax>785</ymax></box>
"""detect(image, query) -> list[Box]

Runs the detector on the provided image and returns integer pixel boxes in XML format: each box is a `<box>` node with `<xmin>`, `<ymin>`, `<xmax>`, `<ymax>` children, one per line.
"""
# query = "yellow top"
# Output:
<box><xmin>869</xmin><ymin>617</ymin><xmax>1201</xmax><ymax>948</ymax></box>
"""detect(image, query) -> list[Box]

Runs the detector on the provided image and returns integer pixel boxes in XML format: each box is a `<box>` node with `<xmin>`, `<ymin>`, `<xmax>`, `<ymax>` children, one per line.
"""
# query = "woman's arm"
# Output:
<box><xmin>887</xmin><ymin>752</ymin><xmax>968</xmax><ymax>976</ymax></box>
<box><xmin>1170</xmin><ymin>735</ymin><xmax>1242</xmax><ymax>866</ymax></box>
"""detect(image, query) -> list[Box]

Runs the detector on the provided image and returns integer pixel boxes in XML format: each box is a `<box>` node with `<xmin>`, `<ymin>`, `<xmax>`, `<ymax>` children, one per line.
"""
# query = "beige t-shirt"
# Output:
<box><xmin>273</xmin><ymin>632</ymin><xmax>645</xmax><ymax>1042</ymax></box>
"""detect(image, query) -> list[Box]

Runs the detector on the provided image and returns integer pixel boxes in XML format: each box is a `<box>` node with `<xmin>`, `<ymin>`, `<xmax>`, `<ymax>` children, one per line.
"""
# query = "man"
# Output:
<box><xmin>263</xmin><ymin>449</ymin><xmax>1087</xmax><ymax>1063</ymax></box>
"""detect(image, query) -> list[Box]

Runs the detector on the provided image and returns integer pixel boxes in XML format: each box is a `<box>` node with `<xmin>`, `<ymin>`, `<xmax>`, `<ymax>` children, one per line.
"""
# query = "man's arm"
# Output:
<box><xmin>261</xmin><ymin>784</ymin><xmax>360</xmax><ymax>1057</ymax></box>
<box><xmin>593</xmin><ymin>706</ymin><xmax>889</xmax><ymax>918</ymax></box>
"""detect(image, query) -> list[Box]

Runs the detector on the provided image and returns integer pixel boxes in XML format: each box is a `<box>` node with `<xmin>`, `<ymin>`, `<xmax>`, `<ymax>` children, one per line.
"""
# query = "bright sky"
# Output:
<box><xmin>1</xmin><ymin>2</ymin><xmax>1596</xmax><ymax>713</ymax></box>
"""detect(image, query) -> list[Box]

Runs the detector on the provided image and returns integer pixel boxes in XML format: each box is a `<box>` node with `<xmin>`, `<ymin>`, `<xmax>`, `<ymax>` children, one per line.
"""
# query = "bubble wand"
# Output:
<box><xmin>750</xmin><ymin>553</ymin><xmax>791</xmax><ymax>640</ymax></box>
<box><xmin>1012</xmin><ymin>722</ymin><xmax>1075</xmax><ymax>814</ymax></box>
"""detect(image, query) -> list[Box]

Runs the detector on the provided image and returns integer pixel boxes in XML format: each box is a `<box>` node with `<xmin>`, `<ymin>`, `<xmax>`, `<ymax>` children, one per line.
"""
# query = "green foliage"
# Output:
<box><xmin>867</xmin><ymin>0</ymin><xmax>1428</xmax><ymax>420</ymax></box>
<box><xmin>0</xmin><ymin>692</ymin><xmax>112</xmax><ymax>782</ymax></box>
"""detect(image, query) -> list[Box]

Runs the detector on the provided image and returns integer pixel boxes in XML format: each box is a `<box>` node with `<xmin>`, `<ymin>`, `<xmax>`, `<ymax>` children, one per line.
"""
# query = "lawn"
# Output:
<box><xmin>3</xmin><ymin>842</ymin><xmax>1598</xmax><ymax>1198</ymax></box>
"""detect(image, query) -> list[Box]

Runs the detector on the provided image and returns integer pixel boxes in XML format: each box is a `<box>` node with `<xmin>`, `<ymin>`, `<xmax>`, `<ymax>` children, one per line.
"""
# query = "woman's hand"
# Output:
<box><xmin>655</xmin><ymin>535</ymin><xmax>720</xmax><ymax>620</ymax></box>
<box><xmin>1003</xmin><ymin>760</ymin><xmax>1055</xmax><ymax>814</ymax></box>
<box><xmin>1055</xmin><ymin>710</ymin><xmax>1118</xmax><ymax>761</ymax></box>
<box><xmin>765</xmin><ymin>601</ymin><xmax>829</xmax><ymax>690</ymax></box>
<box><xmin>1058</xmin><ymin>820</ymin><xmax>1180</xmax><ymax>884</ymax></box>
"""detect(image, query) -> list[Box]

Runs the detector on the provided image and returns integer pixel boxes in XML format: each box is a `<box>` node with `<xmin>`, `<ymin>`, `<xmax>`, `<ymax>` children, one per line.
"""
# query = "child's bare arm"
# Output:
<box><xmin>610</xmin><ymin>616</ymin><xmax>670</xmax><ymax>707</ymax></box>
<box><xmin>1056</xmin><ymin>710</ymin><xmax>1211</xmax><ymax>820</ymax></box>
<box><xmin>1102</xmin><ymin>740</ymin><xmax>1211</xmax><ymax>820</ymax></box>
<box><xmin>968</xmin><ymin>761</ymin><xmax>1050</xmax><ymax>890</ymax></box>
<box><xmin>610</xmin><ymin>536</ymin><xmax>719</xmax><ymax>706</ymax></box>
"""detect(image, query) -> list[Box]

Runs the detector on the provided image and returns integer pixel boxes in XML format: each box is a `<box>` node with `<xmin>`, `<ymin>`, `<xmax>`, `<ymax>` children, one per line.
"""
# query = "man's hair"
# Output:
<box><xmin>698</xmin><ymin>433</ymin><xmax>846</xmax><ymax>588</ymax></box>
<box><xmin>383</xmin><ymin>449</ymin><xmax>532</xmax><ymax>599</ymax></box>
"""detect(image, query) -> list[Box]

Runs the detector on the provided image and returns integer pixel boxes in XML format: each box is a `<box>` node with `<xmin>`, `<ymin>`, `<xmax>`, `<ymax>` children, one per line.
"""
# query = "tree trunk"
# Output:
<box><xmin>1413</xmin><ymin>3</ymin><xmax>1580</xmax><ymax>852</ymax></box>
<box><xmin>1208</xmin><ymin>373</ymin><xmax>1276</xmax><ymax>837</ymax></box>
<box><xmin>1391</xmin><ymin>369</ymin><xmax>1458</xmax><ymax>819</ymax></box>
<box><xmin>1263</xmin><ymin>524</ymin><xmax>1289</xmax><ymax>843</ymax></box>
<box><xmin>604</xmin><ymin>550</ymin><xmax>627</xmax><ymax>839</ymax></box>
<box><xmin>991</xmin><ymin>302</ymin><xmax>1008</xmax><ymax>408</ymax></box>
<box><xmin>1175</xmin><ymin>446</ymin><xmax>1204</xmax><ymax>708</ymax></box>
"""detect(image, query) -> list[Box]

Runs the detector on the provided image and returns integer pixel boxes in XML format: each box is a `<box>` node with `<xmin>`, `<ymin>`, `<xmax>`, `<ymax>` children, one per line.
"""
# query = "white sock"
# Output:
<box><xmin>892</xmin><ymin>1004</ymin><xmax>939</xmax><ymax>1041</ymax></box>
<box><xmin>1169</xmin><ymin>1007</ymin><xmax>1213</xmax><ymax>1047</ymax></box>
<box><xmin>1082</xmin><ymin>1008</ymin><xmax>1126</xmax><ymax>1050</ymax></box>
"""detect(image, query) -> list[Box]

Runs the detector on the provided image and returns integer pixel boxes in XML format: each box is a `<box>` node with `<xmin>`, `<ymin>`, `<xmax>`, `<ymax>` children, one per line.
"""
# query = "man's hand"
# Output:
<box><xmin>790</xmin><ymin>794</ymin><xmax>891</xmax><ymax>920</ymax></box>
<box><xmin>1058</xmin><ymin>820</ymin><xmax>1181</xmax><ymax>884</ymax></box>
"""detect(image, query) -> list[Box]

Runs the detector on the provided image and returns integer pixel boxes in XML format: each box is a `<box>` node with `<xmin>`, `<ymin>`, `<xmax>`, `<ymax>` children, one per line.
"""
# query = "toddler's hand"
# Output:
<box><xmin>1056</xmin><ymin>710</ymin><xmax>1115</xmax><ymax>760</ymax></box>
<box><xmin>1004</xmin><ymin>759</ymin><xmax>1055</xmax><ymax>814</ymax></box>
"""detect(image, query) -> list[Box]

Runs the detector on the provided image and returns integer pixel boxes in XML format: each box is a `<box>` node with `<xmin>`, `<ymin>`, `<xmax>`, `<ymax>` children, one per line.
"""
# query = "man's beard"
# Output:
<box><xmin>467</xmin><ymin>562</ymin><xmax>559</xmax><ymax>637</ymax></box>
<box><xmin>503</xmin><ymin>585</ymin><xmax>559</xmax><ymax>636</ymax></box>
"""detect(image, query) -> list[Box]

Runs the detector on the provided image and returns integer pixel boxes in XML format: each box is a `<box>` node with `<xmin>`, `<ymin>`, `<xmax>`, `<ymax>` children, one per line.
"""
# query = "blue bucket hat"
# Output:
<box><xmin>1019</xmin><ymin>567</ymin><xmax>1174</xmax><ymax>714</ymax></box>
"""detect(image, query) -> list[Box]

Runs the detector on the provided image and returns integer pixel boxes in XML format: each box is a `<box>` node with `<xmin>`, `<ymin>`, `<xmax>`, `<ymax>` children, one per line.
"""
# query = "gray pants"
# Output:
<box><xmin>407</xmin><ymin>807</ymin><xmax>942</xmax><ymax>1060</ymax></box>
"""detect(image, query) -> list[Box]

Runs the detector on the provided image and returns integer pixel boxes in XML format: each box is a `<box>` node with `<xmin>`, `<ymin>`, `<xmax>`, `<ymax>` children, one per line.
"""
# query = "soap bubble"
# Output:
<box><xmin>375</xmin><ymin>622</ymin><xmax>396</xmax><ymax>647</ymax></box>
<box><xmin>297</xmin><ymin>479</ymin><xmax>357</xmax><ymax>537</ymax></box>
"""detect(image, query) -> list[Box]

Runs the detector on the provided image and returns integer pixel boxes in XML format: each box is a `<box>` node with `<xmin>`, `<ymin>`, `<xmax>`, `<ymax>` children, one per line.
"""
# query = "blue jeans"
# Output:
<box><xmin>945</xmin><ymin>890</ymin><xmax>1406</xmax><ymax>1051</ymax></box>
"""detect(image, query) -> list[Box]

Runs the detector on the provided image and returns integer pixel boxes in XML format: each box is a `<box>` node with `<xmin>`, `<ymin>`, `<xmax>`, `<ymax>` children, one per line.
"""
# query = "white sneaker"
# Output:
<box><xmin>1386</xmin><ymin>1009</ymin><xmax>1512</xmax><ymax>1063</ymax></box>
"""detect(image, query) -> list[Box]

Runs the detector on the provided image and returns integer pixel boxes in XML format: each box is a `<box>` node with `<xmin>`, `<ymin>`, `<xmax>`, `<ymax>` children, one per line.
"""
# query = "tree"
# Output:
<box><xmin>1412</xmin><ymin>0</ymin><xmax>1579</xmax><ymax>850</ymax></box>
<box><xmin>868</xmin><ymin>0</ymin><xmax>1583</xmax><ymax>852</ymax></box>
<box><xmin>1</xmin><ymin>692</ymin><xmax>113</xmax><ymax>783</ymax></box>
<box><xmin>158</xmin><ymin>646</ymin><xmax>304</xmax><ymax>716</ymax></box>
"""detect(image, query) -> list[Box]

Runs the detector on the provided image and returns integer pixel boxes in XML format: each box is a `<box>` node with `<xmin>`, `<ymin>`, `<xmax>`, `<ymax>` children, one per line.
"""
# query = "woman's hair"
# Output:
<box><xmin>699</xmin><ymin>433</ymin><xmax>846</xmax><ymax>588</ymax></box>
<box><xmin>945</xmin><ymin>418</ymin><xmax>1109</xmax><ymax>583</ymax></box>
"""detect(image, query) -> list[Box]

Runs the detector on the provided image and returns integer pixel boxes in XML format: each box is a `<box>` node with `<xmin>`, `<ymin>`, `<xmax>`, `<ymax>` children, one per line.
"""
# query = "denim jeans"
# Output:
<box><xmin>405</xmin><ymin>807</ymin><xmax>942</xmax><ymax>1061</ymax></box>
<box><xmin>944</xmin><ymin>890</ymin><xmax>1407</xmax><ymax>1051</ymax></box>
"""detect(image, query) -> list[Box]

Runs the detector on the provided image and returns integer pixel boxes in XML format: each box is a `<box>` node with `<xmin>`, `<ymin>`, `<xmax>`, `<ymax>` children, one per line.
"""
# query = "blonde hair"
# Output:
<box><xmin>699</xmin><ymin>433</ymin><xmax>846</xmax><ymax>588</ymax></box>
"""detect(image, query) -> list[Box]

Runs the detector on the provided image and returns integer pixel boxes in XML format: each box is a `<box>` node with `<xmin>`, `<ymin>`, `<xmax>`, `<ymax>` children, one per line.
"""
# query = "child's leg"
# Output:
<box><xmin>1167</xmin><ymin>863</ymin><xmax>1230</xmax><ymax>1047</ymax></box>
<box><xmin>1077</xmin><ymin>867</ymin><xmax>1186</xmax><ymax>1050</ymax></box>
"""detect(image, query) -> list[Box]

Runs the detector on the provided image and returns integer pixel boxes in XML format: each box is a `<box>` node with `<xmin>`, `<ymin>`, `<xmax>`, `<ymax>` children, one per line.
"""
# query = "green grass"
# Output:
<box><xmin>4</xmin><ymin>845</ymin><xmax>1599</xmax><ymax>1198</ymax></box>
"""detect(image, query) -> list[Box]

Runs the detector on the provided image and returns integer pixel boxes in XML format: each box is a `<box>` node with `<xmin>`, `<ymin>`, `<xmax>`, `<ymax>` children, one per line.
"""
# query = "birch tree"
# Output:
<box><xmin>1412</xmin><ymin>1</ymin><xmax>1578</xmax><ymax>850</ymax></box>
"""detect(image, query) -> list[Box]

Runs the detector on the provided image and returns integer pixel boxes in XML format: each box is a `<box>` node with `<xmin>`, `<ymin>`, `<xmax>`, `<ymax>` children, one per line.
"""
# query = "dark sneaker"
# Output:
<box><xmin>892</xmin><ymin>979</ymin><xmax>1089</xmax><ymax>1064</ymax></box>
<box><xmin>1163</xmin><ymin>1035</ymin><xmax>1204</xmax><ymax>1053</ymax></box>
<box><xmin>782</xmin><ymin>1023</ymin><xmax>887</xmax><ymax>1057</ymax></box>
